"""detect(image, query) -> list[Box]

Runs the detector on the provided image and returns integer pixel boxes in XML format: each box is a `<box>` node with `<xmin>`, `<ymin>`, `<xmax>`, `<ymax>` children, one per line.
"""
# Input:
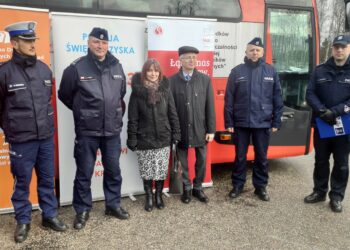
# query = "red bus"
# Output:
<box><xmin>0</xmin><ymin>0</ymin><xmax>320</xmax><ymax>164</ymax></box>
<box><xmin>0</xmin><ymin>0</ymin><xmax>325</xmax><ymax>212</ymax></box>
<box><xmin>212</xmin><ymin>0</ymin><xmax>320</xmax><ymax>163</ymax></box>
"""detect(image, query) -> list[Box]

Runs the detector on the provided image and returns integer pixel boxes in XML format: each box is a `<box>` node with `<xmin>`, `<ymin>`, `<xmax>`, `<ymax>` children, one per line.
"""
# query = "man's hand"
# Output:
<box><xmin>206</xmin><ymin>133</ymin><xmax>214</xmax><ymax>142</ymax></box>
<box><xmin>272</xmin><ymin>128</ymin><xmax>278</xmax><ymax>133</ymax></box>
<box><xmin>319</xmin><ymin>109</ymin><xmax>336</xmax><ymax>125</ymax></box>
<box><xmin>226</xmin><ymin>127</ymin><xmax>234</xmax><ymax>133</ymax></box>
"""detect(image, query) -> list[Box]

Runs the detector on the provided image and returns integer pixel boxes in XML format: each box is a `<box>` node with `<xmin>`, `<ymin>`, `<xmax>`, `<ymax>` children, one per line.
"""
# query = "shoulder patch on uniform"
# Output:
<box><xmin>71</xmin><ymin>57</ymin><xmax>83</xmax><ymax>66</ymax></box>
<box><xmin>112</xmin><ymin>74</ymin><xmax>123</xmax><ymax>79</ymax></box>
<box><xmin>315</xmin><ymin>63</ymin><xmax>325</xmax><ymax>68</ymax></box>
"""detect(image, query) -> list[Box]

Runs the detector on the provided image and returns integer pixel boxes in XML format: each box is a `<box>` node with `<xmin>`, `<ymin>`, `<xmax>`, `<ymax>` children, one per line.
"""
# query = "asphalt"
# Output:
<box><xmin>1</xmin><ymin>152</ymin><xmax>350</xmax><ymax>249</ymax></box>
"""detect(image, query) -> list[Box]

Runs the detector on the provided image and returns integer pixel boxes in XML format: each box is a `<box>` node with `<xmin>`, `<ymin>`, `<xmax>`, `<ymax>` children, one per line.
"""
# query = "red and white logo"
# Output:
<box><xmin>154</xmin><ymin>25</ymin><xmax>163</xmax><ymax>35</ymax></box>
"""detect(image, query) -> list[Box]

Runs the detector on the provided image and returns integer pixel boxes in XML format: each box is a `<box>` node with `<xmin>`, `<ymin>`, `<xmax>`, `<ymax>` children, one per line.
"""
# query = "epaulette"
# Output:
<box><xmin>0</xmin><ymin>60</ymin><xmax>10</xmax><ymax>68</ymax></box>
<box><xmin>315</xmin><ymin>62</ymin><xmax>326</xmax><ymax>68</ymax></box>
<box><xmin>71</xmin><ymin>56</ymin><xmax>83</xmax><ymax>66</ymax></box>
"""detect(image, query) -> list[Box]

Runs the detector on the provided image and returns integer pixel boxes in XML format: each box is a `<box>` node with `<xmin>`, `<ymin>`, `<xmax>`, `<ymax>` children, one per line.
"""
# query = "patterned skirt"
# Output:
<box><xmin>136</xmin><ymin>146</ymin><xmax>170</xmax><ymax>180</ymax></box>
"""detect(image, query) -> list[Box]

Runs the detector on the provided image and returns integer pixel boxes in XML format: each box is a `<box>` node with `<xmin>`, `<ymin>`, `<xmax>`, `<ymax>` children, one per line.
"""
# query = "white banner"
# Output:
<box><xmin>51</xmin><ymin>13</ymin><xmax>146</xmax><ymax>205</ymax></box>
<box><xmin>148</xmin><ymin>17</ymin><xmax>215</xmax><ymax>186</ymax></box>
<box><xmin>213</xmin><ymin>22</ymin><xmax>264</xmax><ymax>77</ymax></box>
<box><xmin>148</xmin><ymin>18</ymin><xmax>215</xmax><ymax>52</ymax></box>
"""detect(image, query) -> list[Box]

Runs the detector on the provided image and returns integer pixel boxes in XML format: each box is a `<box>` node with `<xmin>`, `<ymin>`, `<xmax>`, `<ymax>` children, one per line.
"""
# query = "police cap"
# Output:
<box><xmin>5</xmin><ymin>21</ymin><xmax>37</xmax><ymax>40</ymax></box>
<box><xmin>332</xmin><ymin>35</ymin><xmax>349</xmax><ymax>46</ymax></box>
<box><xmin>178</xmin><ymin>46</ymin><xmax>199</xmax><ymax>56</ymax></box>
<box><xmin>89</xmin><ymin>27</ymin><xmax>109</xmax><ymax>41</ymax></box>
<box><xmin>248</xmin><ymin>37</ymin><xmax>263</xmax><ymax>48</ymax></box>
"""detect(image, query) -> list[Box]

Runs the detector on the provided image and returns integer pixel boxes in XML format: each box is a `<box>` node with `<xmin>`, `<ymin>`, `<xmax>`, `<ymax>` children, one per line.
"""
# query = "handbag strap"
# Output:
<box><xmin>172</xmin><ymin>143</ymin><xmax>180</xmax><ymax>172</ymax></box>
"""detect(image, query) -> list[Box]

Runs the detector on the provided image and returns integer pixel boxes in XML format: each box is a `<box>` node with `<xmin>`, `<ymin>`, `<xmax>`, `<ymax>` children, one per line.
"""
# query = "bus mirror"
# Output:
<box><xmin>346</xmin><ymin>1</ymin><xmax>350</xmax><ymax>31</ymax></box>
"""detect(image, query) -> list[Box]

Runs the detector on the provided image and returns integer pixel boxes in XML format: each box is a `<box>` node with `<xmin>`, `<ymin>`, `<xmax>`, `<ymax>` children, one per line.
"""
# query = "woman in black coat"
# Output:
<box><xmin>127</xmin><ymin>59</ymin><xmax>181</xmax><ymax>211</ymax></box>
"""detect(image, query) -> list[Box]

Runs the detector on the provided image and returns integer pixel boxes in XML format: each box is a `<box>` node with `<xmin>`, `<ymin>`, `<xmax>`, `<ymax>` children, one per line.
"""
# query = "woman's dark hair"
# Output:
<box><xmin>141</xmin><ymin>58</ymin><xmax>163</xmax><ymax>83</ymax></box>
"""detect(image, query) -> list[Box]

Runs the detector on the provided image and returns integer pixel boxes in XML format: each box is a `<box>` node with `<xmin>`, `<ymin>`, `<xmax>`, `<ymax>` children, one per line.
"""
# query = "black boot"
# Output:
<box><xmin>155</xmin><ymin>180</ymin><xmax>165</xmax><ymax>209</ymax></box>
<box><xmin>143</xmin><ymin>180</ymin><xmax>153</xmax><ymax>212</ymax></box>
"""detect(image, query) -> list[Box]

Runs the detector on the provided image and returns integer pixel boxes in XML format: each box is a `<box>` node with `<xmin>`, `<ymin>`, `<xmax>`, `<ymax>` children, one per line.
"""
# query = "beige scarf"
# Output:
<box><xmin>144</xmin><ymin>80</ymin><xmax>160</xmax><ymax>105</ymax></box>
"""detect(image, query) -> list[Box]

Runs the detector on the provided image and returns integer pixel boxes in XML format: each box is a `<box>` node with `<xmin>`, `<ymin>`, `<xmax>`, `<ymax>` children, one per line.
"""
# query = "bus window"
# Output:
<box><xmin>46</xmin><ymin>0</ymin><xmax>94</xmax><ymax>9</ymax></box>
<box><xmin>0</xmin><ymin>0</ymin><xmax>241</xmax><ymax>21</ymax></box>
<box><xmin>267</xmin><ymin>8</ymin><xmax>313</xmax><ymax>109</ymax></box>
<box><xmin>0</xmin><ymin>0</ymin><xmax>95</xmax><ymax>9</ymax></box>
<box><xmin>99</xmin><ymin>0</ymin><xmax>241</xmax><ymax>20</ymax></box>
<box><xmin>346</xmin><ymin>0</ymin><xmax>350</xmax><ymax>31</ymax></box>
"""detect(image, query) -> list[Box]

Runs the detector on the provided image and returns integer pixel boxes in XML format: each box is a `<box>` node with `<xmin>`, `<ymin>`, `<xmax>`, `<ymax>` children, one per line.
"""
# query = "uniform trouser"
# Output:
<box><xmin>178</xmin><ymin>145</ymin><xmax>206</xmax><ymax>191</ymax></box>
<box><xmin>9</xmin><ymin>137</ymin><xmax>57</xmax><ymax>224</ymax></box>
<box><xmin>313</xmin><ymin>128</ymin><xmax>350</xmax><ymax>201</ymax></box>
<box><xmin>232</xmin><ymin>127</ymin><xmax>270</xmax><ymax>189</ymax></box>
<box><xmin>73</xmin><ymin>135</ymin><xmax>122</xmax><ymax>213</ymax></box>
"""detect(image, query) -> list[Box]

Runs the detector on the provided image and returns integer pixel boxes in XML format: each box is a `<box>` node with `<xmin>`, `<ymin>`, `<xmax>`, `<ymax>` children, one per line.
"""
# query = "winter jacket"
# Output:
<box><xmin>224</xmin><ymin>57</ymin><xmax>283</xmax><ymax>129</ymax></box>
<box><xmin>127</xmin><ymin>73</ymin><xmax>181</xmax><ymax>150</ymax></box>
<box><xmin>306</xmin><ymin>56</ymin><xmax>350</xmax><ymax>125</ymax></box>
<box><xmin>0</xmin><ymin>50</ymin><xmax>54</xmax><ymax>143</ymax></box>
<box><xmin>58</xmin><ymin>50</ymin><xmax>126</xmax><ymax>136</ymax></box>
<box><xmin>169</xmin><ymin>68</ymin><xmax>216</xmax><ymax>148</ymax></box>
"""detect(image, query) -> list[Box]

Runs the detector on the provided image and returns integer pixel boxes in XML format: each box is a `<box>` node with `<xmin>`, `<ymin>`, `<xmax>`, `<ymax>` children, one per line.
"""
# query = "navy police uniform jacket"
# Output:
<box><xmin>58</xmin><ymin>50</ymin><xmax>126</xmax><ymax>136</ymax></box>
<box><xmin>224</xmin><ymin>57</ymin><xmax>283</xmax><ymax>129</ymax></box>
<box><xmin>0</xmin><ymin>51</ymin><xmax>54</xmax><ymax>143</ymax></box>
<box><xmin>306</xmin><ymin>56</ymin><xmax>350</xmax><ymax>125</ymax></box>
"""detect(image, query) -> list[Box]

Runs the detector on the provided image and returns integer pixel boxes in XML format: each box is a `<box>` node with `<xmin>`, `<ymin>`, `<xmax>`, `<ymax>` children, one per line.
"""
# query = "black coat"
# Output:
<box><xmin>58</xmin><ymin>50</ymin><xmax>126</xmax><ymax>137</ymax></box>
<box><xmin>169</xmin><ymin>68</ymin><xmax>216</xmax><ymax>148</ymax></box>
<box><xmin>127</xmin><ymin>73</ymin><xmax>181</xmax><ymax>150</ymax></box>
<box><xmin>0</xmin><ymin>51</ymin><xmax>54</xmax><ymax>143</ymax></box>
<box><xmin>224</xmin><ymin>57</ymin><xmax>283</xmax><ymax>129</ymax></box>
<box><xmin>306</xmin><ymin>56</ymin><xmax>350</xmax><ymax>125</ymax></box>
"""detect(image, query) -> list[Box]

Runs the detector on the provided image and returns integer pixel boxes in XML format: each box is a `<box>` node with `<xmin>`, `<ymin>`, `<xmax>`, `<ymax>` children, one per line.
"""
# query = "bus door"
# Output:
<box><xmin>265</xmin><ymin>6</ymin><xmax>315</xmax><ymax>156</ymax></box>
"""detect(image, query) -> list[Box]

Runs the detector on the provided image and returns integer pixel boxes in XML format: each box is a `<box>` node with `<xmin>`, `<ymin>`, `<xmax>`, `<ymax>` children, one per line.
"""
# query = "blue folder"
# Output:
<box><xmin>316</xmin><ymin>113</ymin><xmax>350</xmax><ymax>138</ymax></box>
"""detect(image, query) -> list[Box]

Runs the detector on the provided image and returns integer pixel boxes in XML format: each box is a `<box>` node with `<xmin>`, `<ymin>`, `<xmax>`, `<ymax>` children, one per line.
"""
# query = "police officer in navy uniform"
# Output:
<box><xmin>0</xmin><ymin>21</ymin><xmax>67</xmax><ymax>243</ymax></box>
<box><xmin>304</xmin><ymin>35</ymin><xmax>350</xmax><ymax>213</ymax></box>
<box><xmin>224</xmin><ymin>37</ymin><xmax>283</xmax><ymax>201</ymax></box>
<box><xmin>58</xmin><ymin>27</ymin><xmax>129</xmax><ymax>230</ymax></box>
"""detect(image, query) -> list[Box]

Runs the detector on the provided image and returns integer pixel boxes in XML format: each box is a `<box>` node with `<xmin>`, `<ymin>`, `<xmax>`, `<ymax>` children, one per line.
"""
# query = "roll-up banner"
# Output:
<box><xmin>51</xmin><ymin>13</ymin><xmax>146</xmax><ymax>205</ymax></box>
<box><xmin>147</xmin><ymin>18</ymin><xmax>215</xmax><ymax>187</ymax></box>
<box><xmin>0</xmin><ymin>6</ymin><xmax>51</xmax><ymax>213</ymax></box>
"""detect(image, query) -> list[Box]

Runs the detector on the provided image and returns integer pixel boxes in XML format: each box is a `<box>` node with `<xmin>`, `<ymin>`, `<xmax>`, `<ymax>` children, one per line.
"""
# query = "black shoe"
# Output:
<box><xmin>74</xmin><ymin>211</ymin><xmax>90</xmax><ymax>230</ymax></box>
<box><xmin>330</xmin><ymin>200</ymin><xmax>342</xmax><ymax>213</ymax></box>
<box><xmin>155</xmin><ymin>180</ymin><xmax>165</xmax><ymax>209</ymax></box>
<box><xmin>254</xmin><ymin>188</ymin><xmax>270</xmax><ymax>201</ymax></box>
<box><xmin>228</xmin><ymin>187</ymin><xmax>242</xmax><ymax>199</ymax></box>
<box><xmin>143</xmin><ymin>180</ymin><xmax>154</xmax><ymax>212</ymax></box>
<box><xmin>14</xmin><ymin>224</ymin><xmax>30</xmax><ymax>243</ymax></box>
<box><xmin>42</xmin><ymin>217</ymin><xmax>68</xmax><ymax>232</ymax></box>
<box><xmin>304</xmin><ymin>191</ymin><xmax>326</xmax><ymax>203</ymax></box>
<box><xmin>181</xmin><ymin>189</ymin><xmax>192</xmax><ymax>204</ymax></box>
<box><xmin>192</xmin><ymin>189</ymin><xmax>209</xmax><ymax>203</ymax></box>
<box><xmin>105</xmin><ymin>207</ymin><xmax>130</xmax><ymax>220</ymax></box>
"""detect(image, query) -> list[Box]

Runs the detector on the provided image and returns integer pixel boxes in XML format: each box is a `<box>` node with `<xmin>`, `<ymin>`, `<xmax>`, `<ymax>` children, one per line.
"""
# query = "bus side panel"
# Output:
<box><xmin>212</xmin><ymin>144</ymin><xmax>308</xmax><ymax>164</ymax></box>
<box><xmin>239</xmin><ymin>0</ymin><xmax>265</xmax><ymax>23</ymax></box>
<box><xmin>212</xmin><ymin>78</ymin><xmax>227</xmax><ymax>131</ymax></box>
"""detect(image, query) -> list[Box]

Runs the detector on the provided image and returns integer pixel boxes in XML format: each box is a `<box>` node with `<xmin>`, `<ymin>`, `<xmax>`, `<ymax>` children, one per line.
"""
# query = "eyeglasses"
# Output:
<box><xmin>181</xmin><ymin>56</ymin><xmax>197</xmax><ymax>61</ymax></box>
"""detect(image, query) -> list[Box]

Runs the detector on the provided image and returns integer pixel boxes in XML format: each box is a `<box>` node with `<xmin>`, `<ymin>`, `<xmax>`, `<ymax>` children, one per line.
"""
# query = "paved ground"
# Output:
<box><xmin>1</xmin><ymin>152</ymin><xmax>350</xmax><ymax>249</ymax></box>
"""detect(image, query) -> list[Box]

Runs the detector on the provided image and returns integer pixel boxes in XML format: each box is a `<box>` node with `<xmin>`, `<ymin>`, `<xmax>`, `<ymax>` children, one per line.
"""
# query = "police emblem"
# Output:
<box><xmin>100</xmin><ymin>34</ymin><xmax>104</xmax><ymax>39</ymax></box>
<box><xmin>256</xmin><ymin>41</ymin><xmax>259</xmax><ymax>45</ymax></box>
<box><xmin>28</xmin><ymin>22</ymin><xmax>35</xmax><ymax>30</ymax></box>
<box><xmin>344</xmin><ymin>105</ymin><xmax>350</xmax><ymax>113</ymax></box>
<box><xmin>338</xmin><ymin>35</ymin><xmax>343</xmax><ymax>40</ymax></box>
